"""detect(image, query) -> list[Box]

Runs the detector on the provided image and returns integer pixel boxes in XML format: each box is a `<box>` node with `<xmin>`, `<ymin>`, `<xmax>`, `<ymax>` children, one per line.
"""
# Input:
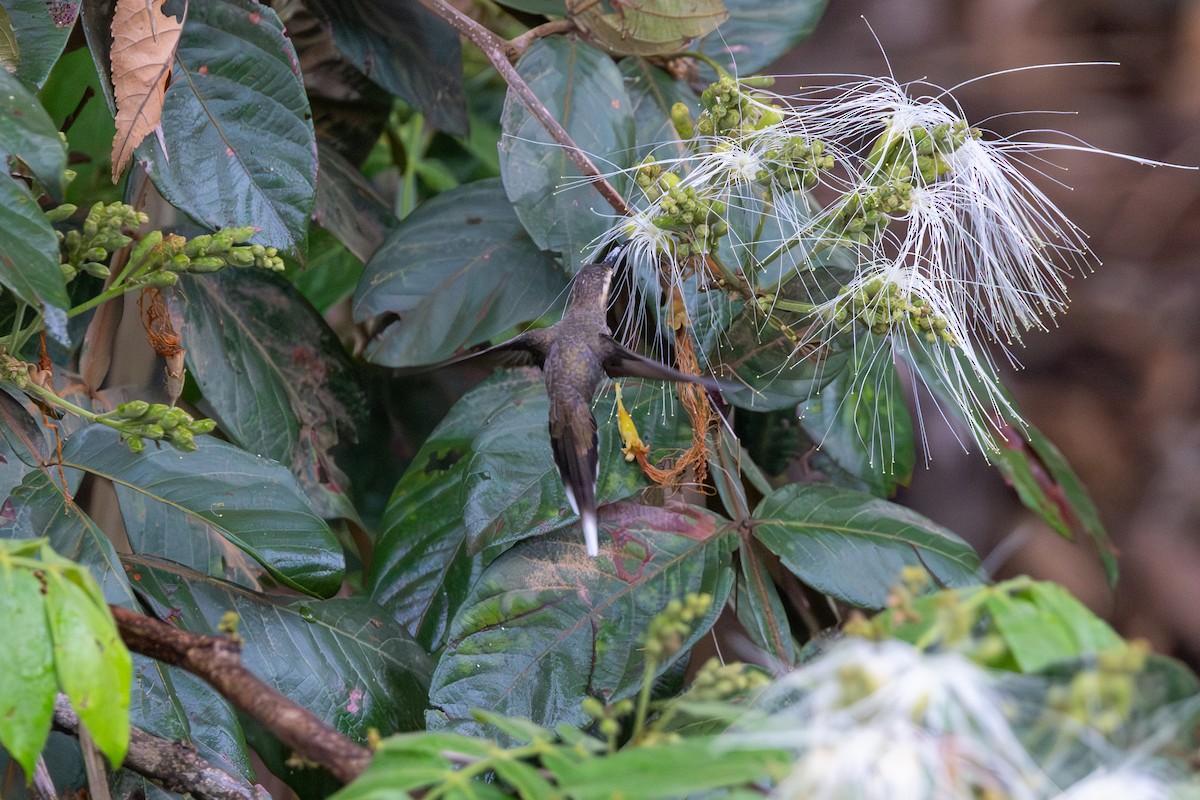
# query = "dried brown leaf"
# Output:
<box><xmin>110</xmin><ymin>0</ymin><xmax>184</xmax><ymax>182</ymax></box>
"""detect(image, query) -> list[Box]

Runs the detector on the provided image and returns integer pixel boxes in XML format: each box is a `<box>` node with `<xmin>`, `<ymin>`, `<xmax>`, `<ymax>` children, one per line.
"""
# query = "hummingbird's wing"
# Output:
<box><xmin>391</xmin><ymin>330</ymin><xmax>552</xmax><ymax>374</ymax></box>
<box><xmin>599</xmin><ymin>335</ymin><xmax>726</xmax><ymax>391</ymax></box>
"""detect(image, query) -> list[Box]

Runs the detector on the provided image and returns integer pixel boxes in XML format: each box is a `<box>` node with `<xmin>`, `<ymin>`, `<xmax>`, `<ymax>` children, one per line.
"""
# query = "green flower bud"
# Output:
<box><xmin>146</xmin><ymin>270</ymin><xmax>180</xmax><ymax>288</ymax></box>
<box><xmin>670</xmin><ymin>102</ymin><xmax>695</xmax><ymax>140</ymax></box>
<box><xmin>187</xmin><ymin>256</ymin><xmax>226</xmax><ymax>273</ymax></box>
<box><xmin>170</xmin><ymin>427</ymin><xmax>195</xmax><ymax>450</ymax></box>
<box><xmin>188</xmin><ymin>418</ymin><xmax>217</xmax><ymax>435</ymax></box>
<box><xmin>124</xmin><ymin>434</ymin><xmax>145</xmax><ymax>453</ymax></box>
<box><xmin>44</xmin><ymin>203</ymin><xmax>77</xmax><ymax>223</ymax></box>
<box><xmin>115</xmin><ymin>400</ymin><xmax>151</xmax><ymax>419</ymax></box>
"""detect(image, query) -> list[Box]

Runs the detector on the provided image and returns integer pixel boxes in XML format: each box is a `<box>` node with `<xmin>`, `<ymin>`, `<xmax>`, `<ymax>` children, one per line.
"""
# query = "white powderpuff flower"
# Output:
<box><xmin>1053</xmin><ymin>767</ymin><xmax>1173</xmax><ymax>800</ymax></box>
<box><xmin>802</xmin><ymin>259</ymin><xmax>1018</xmax><ymax>449</ymax></box>
<box><xmin>790</xmin><ymin>71</ymin><xmax>1181</xmax><ymax>345</ymax></box>
<box><xmin>733</xmin><ymin>639</ymin><xmax>1046</xmax><ymax>800</ymax></box>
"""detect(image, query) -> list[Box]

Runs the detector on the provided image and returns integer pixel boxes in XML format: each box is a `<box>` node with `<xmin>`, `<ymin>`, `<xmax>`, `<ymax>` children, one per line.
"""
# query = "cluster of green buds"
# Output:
<box><xmin>685</xmin><ymin>657</ymin><xmax>771</xmax><ymax>703</ymax></box>
<box><xmin>681</xmin><ymin>75</ymin><xmax>784</xmax><ymax>138</ymax></box>
<box><xmin>866</xmin><ymin>119</ymin><xmax>977</xmax><ymax>187</ymax></box>
<box><xmin>829</xmin><ymin>277</ymin><xmax>954</xmax><ymax>344</ymax></box>
<box><xmin>122</xmin><ymin>226</ymin><xmax>285</xmax><ymax>290</ymax></box>
<box><xmin>581</xmin><ymin>696</ymin><xmax>634</xmax><ymax>744</ymax></box>
<box><xmin>96</xmin><ymin>400</ymin><xmax>217</xmax><ymax>453</ymax></box>
<box><xmin>1047</xmin><ymin>642</ymin><xmax>1149</xmax><ymax>735</ymax></box>
<box><xmin>763</xmin><ymin>136</ymin><xmax>836</xmax><ymax>191</ymax></box>
<box><xmin>634</xmin><ymin>161</ymin><xmax>729</xmax><ymax>258</ymax></box>
<box><xmin>825</xmin><ymin>178</ymin><xmax>913</xmax><ymax>245</ymax></box>
<box><xmin>54</xmin><ymin>201</ymin><xmax>149</xmax><ymax>282</ymax></box>
<box><xmin>643</xmin><ymin>593</ymin><xmax>712</xmax><ymax>660</ymax></box>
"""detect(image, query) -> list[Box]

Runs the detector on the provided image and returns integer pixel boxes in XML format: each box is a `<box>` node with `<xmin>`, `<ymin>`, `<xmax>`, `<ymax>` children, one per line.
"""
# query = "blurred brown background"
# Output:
<box><xmin>776</xmin><ymin>0</ymin><xmax>1200</xmax><ymax>660</ymax></box>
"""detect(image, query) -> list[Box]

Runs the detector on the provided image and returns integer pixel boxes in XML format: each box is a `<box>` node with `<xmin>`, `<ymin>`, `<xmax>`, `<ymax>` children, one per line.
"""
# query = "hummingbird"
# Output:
<box><xmin>464</xmin><ymin>257</ymin><xmax>724</xmax><ymax>556</ymax></box>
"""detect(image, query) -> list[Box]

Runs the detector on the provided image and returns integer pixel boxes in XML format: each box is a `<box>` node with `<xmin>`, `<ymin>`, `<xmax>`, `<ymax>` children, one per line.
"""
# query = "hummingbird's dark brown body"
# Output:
<box><xmin>476</xmin><ymin>262</ymin><xmax>721</xmax><ymax>555</ymax></box>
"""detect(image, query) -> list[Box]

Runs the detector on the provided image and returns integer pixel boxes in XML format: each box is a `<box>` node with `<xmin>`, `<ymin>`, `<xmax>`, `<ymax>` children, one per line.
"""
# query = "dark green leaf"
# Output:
<box><xmin>799</xmin><ymin>336</ymin><xmax>914</xmax><ymax>497</ymax></box>
<box><xmin>355</xmin><ymin>179</ymin><xmax>569</xmax><ymax>367</ymax></box>
<box><xmin>0</xmin><ymin>6</ymin><xmax>18</xmax><ymax>73</ymax></box>
<box><xmin>4</xmin><ymin>0</ymin><xmax>78</xmax><ymax>90</ymax></box>
<box><xmin>61</xmin><ymin>424</ymin><xmax>345</xmax><ymax>597</ymax></box>
<box><xmin>367</xmin><ymin>372</ymin><xmax>514</xmax><ymax>651</ymax></box>
<box><xmin>462</xmin><ymin>374</ymin><xmax>689</xmax><ymax>557</ymax></box>
<box><xmin>0</xmin><ymin>385</ymin><xmax>47</xmax><ymax>468</ymax></box>
<box><xmin>753</xmin><ymin>483</ymin><xmax>981</xmax><ymax>608</ymax></box>
<box><xmin>304</xmin><ymin>0</ymin><xmax>466</xmax><ymax>135</ymax></box>
<box><xmin>695</xmin><ymin>0</ymin><xmax>827</xmax><ymax>75</ymax></box>
<box><xmin>0</xmin><ymin>555</ymin><xmax>57</xmax><ymax>776</ymax></box>
<box><xmin>0</xmin><ymin>177</ymin><xmax>68</xmax><ymax>310</ymax></box>
<box><xmin>0</xmin><ymin>64</ymin><xmax>67</xmax><ymax>191</ymax></box>
<box><xmin>0</xmin><ymin>66</ymin><xmax>69</xmax><ymax>310</ymax></box>
<box><xmin>314</xmin><ymin>144</ymin><xmax>397</xmax><ymax>263</ymax></box>
<box><xmin>569</xmin><ymin>0</ymin><xmax>727</xmax><ymax>57</ymax></box>
<box><xmin>427</xmin><ymin>501</ymin><xmax>735</xmax><ymax>741</ymax></box>
<box><xmin>286</xmin><ymin>226</ymin><xmax>365</xmax><ymax>312</ymax></box>
<box><xmin>79</xmin><ymin>0</ymin><xmax>117</xmax><ymax>113</ymax></box>
<box><xmin>368</xmin><ymin>370</ymin><xmax>693</xmax><ymax>650</ymax></box>
<box><xmin>130</xmin><ymin>557</ymin><xmax>433</xmax><ymax>736</ymax></box>
<box><xmin>499</xmin><ymin>38</ymin><xmax>634</xmax><ymax>269</ymax></box>
<box><xmin>905</xmin><ymin>339</ymin><xmax>1116</xmax><ymax>582</ymax></box>
<box><xmin>718</xmin><ymin>313</ymin><xmax>849</xmax><ymax>411</ymax></box>
<box><xmin>492</xmin><ymin>0</ymin><xmax>565</xmax><ymax>14</ymax></box>
<box><xmin>553</xmin><ymin>737</ymin><xmax>784</xmax><ymax>800</ymax></box>
<box><xmin>737</xmin><ymin>542</ymin><xmax>796</xmax><ymax>666</ymax></box>
<box><xmin>45</xmin><ymin>565</ymin><xmax>131</xmax><ymax>766</ymax></box>
<box><xmin>176</xmin><ymin>269</ymin><xmax>368</xmax><ymax>522</ymax></box>
<box><xmin>143</xmin><ymin>0</ymin><xmax>316</xmax><ymax>250</ymax></box>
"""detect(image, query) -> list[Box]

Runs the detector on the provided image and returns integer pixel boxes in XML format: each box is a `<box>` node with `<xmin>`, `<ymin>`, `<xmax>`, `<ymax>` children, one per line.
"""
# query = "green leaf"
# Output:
<box><xmin>0</xmin><ymin>64</ymin><xmax>67</xmax><ymax>191</ymax></box>
<box><xmin>492</xmin><ymin>0</ymin><xmax>565</xmax><ymax>14</ymax></box>
<box><xmin>176</xmin><ymin>269</ymin><xmax>368</xmax><ymax>521</ymax></box>
<box><xmin>905</xmin><ymin>339</ymin><xmax>1116</xmax><ymax>582</ymax></box>
<box><xmin>799</xmin><ymin>336</ymin><xmax>915</xmax><ymax>497</ymax></box>
<box><xmin>985</xmin><ymin>581</ymin><xmax>1123</xmax><ymax>674</ymax></box>
<box><xmin>462</xmin><ymin>375</ymin><xmax>689</xmax><ymax>557</ymax></box>
<box><xmin>0</xmin><ymin>552</ymin><xmax>57</xmax><ymax>776</ymax></box>
<box><xmin>569</xmin><ymin>0</ymin><xmax>727</xmax><ymax>57</ymax></box>
<box><xmin>143</xmin><ymin>0</ymin><xmax>317</xmax><ymax>250</ymax></box>
<box><xmin>304</xmin><ymin>0</ymin><xmax>467</xmax><ymax>135</ymax></box>
<box><xmin>314</xmin><ymin>144</ymin><xmax>398</xmax><ymax>263</ymax></box>
<box><xmin>44</xmin><ymin>563</ymin><xmax>131</xmax><ymax>767</ymax></box>
<box><xmin>552</xmin><ymin>737</ymin><xmax>784</xmax><ymax>800</ymax></box>
<box><xmin>427</xmin><ymin>501</ymin><xmax>735</xmax><ymax>741</ymax></box>
<box><xmin>499</xmin><ymin>38</ymin><xmax>634</xmax><ymax>269</ymax></box>
<box><xmin>130</xmin><ymin>557</ymin><xmax>433</xmax><ymax>736</ymax></box>
<box><xmin>0</xmin><ymin>472</ymin><xmax>256</xmax><ymax>783</ymax></box>
<box><xmin>0</xmin><ymin>6</ymin><xmax>18</xmax><ymax>74</ymax></box>
<box><xmin>4</xmin><ymin>0</ymin><xmax>78</xmax><ymax>89</ymax></box>
<box><xmin>355</xmin><ymin>179</ymin><xmax>569</xmax><ymax>367</ymax></box>
<box><xmin>736</xmin><ymin>543</ymin><xmax>797</xmax><ymax>666</ymax></box>
<box><xmin>752</xmin><ymin>483</ymin><xmax>981</xmax><ymax>608</ymax></box>
<box><xmin>0</xmin><ymin>66</ymin><xmax>69</xmax><ymax>310</ymax></box>
<box><xmin>60</xmin><ymin>424</ymin><xmax>345</xmax><ymax>597</ymax></box>
<box><xmin>368</xmin><ymin>370</ymin><xmax>692</xmax><ymax>650</ymax></box>
<box><xmin>285</xmin><ymin>226</ymin><xmax>365</xmax><ymax>312</ymax></box>
<box><xmin>695</xmin><ymin>0</ymin><xmax>827</xmax><ymax>75</ymax></box>
<box><xmin>367</xmin><ymin>372</ymin><xmax>514</xmax><ymax>652</ymax></box>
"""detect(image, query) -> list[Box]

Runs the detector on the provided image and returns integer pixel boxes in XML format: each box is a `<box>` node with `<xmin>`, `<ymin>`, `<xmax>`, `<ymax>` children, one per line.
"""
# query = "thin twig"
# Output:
<box><xmin>53</xmin><ymin>696</ymin><xmax>270</xmax><ymax>800</ymax></box>
<box><xmin>110</xmin><ymin>605</ymin><xmax>372</xmax><ymax>784</ymax></box>
<box><xmin>507</xmin><ymin>19</ymin><xmax>575</xmax><ymax>59</ymax></box>
<box><xmin>418</xmin><ymin>0</ymin><xmax>632</xmax><ymax>217</ymax></box>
